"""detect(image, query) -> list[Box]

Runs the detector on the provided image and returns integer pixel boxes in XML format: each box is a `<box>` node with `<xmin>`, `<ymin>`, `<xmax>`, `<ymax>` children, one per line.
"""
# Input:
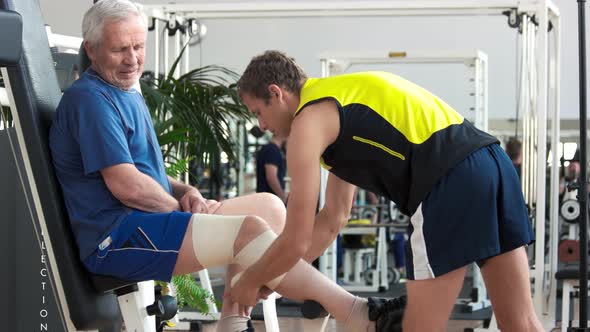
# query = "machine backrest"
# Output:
<box><xmin>0</xmin><ymin>10</ymin><xmax>21</xmax><ymax>66</ymax></box>
<box><xmin>0</xmin><ymin>0</ymin><xmax>123</xmax><ymax>329</ymax></box>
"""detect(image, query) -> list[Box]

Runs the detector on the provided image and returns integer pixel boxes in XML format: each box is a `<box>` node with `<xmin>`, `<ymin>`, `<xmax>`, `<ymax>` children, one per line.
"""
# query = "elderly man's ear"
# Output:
<box><xmin>83</xmin><ymin>40</ymin><xmax>96</xmax><ymax>63</ymax></box>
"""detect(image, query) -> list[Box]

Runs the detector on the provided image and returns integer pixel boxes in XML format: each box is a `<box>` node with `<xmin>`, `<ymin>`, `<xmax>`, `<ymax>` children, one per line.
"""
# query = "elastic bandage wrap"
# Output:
<box><xmin>191</xmin><ymin>214</ymin><xmax>286</xmax><ymax>290</ymax></box>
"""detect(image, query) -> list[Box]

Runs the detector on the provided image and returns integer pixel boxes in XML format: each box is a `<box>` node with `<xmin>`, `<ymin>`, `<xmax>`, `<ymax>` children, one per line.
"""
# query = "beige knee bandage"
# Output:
<box><xmin>231</xmin><ymin>230</ymin><xmax>285</xmax><ymax>290</ymax></box>
<box><xmin>192</xmin><ymin>214</ymin><xmax>246</xmax><ymax>268</ymax></box>
<box><xmin>191</xmin><ymin>214</ymin><xmax>286</xmax><ymax>290</ymax></box>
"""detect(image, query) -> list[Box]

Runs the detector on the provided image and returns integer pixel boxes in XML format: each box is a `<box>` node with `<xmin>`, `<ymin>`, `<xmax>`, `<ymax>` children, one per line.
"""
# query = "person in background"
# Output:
<box><xmin>256</xmin><ymin>132</ymin><xmax>288</xmax><ymax>203</ymax></box>
<box><xmin>569</xmin><ymin>148</ymin><xmax>581</xmax><ymax>180</ymax></box>
<box><xmin>505</xmin><ymin>137</ymin><xmax>523</xmax><ymax>179</ymax></box>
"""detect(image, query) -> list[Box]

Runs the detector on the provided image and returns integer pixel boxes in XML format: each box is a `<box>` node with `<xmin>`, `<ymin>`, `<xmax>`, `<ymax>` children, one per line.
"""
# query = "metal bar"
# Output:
<box><xmin>174</xmin><ymin>31</ymin><xmax>180</xmax><ymax>78</ymax></box>
<box><xmin>319</xmin><ymin>58</ymin><xmax>337</xmax><ymax>281</ymax></box>
<box><xmin>474</xmin><ymin>58</ymin><xmax>483</xmax><ymax>130</ymax></box>
<box><xmin>197</xmin><ymin>270</ymin><xmax>219</xmax><ymax>314</ymax></box>
<box><xmin>533</xmin><ymin>1</ymin><xmax>548</xmax><ymax>317</ymax></box>
<box><xmin>154</xmin><ymin>19</ymin><xmax>159</xmax><ymax>78</ymax></box>
<box><xmin>531</xmin><ymin>16</ymin><xmax>539</xmax><ymax>207</ymax></box>
<box><xmin>518</xmin><ymin>16</ymin><xmax>532</xmax><ymax>207</ymax></box>
<box><xmin>319</xmin><ymin>49</ymin><xmax>488</xmax><ymax>62</ymax></box>
<box><xmin>142</xmin><ymin>0</ymin><xmax>554</xmax><ymax>18</ymax></box>
<box><xmin>163</xmin><ymin>18</ymin><xmax>169</xmax><ymax>77</ymax></box>
<box><xmin>576</xmin><ymin>0</ymin><xmax>589</xmax><ymax>327</ymax></box>
<box><xmin>547</xmin><ymin>12</ymin><xmax>561</xmax><ymax>319</ymax></box>
<box><xmin>0</xmin><ymin>87</ymin><xmax>8</xmax><ymax>106</ymax></box>
<box><xmin>184</xmin><ymin>32</ymin><xmax>189</xmax><ymax>75</ymax></box>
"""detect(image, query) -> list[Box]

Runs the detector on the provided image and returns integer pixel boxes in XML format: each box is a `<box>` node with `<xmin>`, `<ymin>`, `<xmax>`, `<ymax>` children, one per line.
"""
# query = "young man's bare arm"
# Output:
<box><xmin>101</xmin><ymin>163</ymin><xmax>180</xmax><ymax>212</ymax></box>
<box><xmin>303</xmin><ymin>173</ymin><xmax>356</xmax><ymax>262</ymax></box>
<box><xmin>237</xmin><ymin>100</ymin><xmax>340</xmax><ymax>288</ymax></box>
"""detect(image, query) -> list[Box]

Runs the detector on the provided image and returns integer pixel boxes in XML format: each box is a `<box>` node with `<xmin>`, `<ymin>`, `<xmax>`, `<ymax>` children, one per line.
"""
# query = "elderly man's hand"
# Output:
<box><xmin>179</xmin><ymin>189</ymin><xmax>213</xmax><ymax>214</ymax></box>
<box><xmin>206</xmin><ymin>199</ymin><xmax>222</xmax><ymax>214</ymax></box>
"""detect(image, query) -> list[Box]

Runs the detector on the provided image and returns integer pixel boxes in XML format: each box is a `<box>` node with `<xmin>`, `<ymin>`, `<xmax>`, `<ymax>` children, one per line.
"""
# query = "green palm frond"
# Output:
<box><xmin>144</xmin><ymin>47</ymin><xmax>251</xmax><ymax>315</ymax></box>
<box><xmin>171</xmin><ymin>275</ymin><xmax>219</xmax><ymax>312</ymax></box>
<box><xmin>141</xmin><ymin>63</ymin><xmax>251</xmax><ymax>163</ymax></box>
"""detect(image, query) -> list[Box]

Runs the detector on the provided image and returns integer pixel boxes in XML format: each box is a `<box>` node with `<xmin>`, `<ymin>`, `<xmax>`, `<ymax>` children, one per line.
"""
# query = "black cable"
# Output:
<box><xmin>573</xmin><ymin>0</ymin><xmax>590</xmax><ymax>330</ymax></box>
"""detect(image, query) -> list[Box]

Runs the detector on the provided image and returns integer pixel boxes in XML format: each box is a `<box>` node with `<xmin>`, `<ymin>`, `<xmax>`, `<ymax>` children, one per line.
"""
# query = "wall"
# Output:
<box><xmin>38</xmin><ymin>0</ymin><xmax>587</xmax><ymax>119</ymax></box>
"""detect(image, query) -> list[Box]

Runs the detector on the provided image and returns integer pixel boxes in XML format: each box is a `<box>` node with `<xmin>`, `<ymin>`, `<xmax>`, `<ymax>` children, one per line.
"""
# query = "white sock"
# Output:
<box><xmin>344</xmin><ymin>297</ymin><xmax>375</xmax><ymax>332</ymax></box>
<box><xmin>216</xmin><ymin>315</ymin><xmax>250</xmax><ymax>332</ymax></box>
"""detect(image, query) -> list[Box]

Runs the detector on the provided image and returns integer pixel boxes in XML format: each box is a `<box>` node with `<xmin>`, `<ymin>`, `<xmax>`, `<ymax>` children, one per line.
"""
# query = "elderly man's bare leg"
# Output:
<box><xmin>173</xmin><ymin>212</ymin><xmax>377</xmax><ymax>332</ymax></box>
<box><xmin>212</xmin><ymin>193</ymin><xmax>286</xmax><ymax>331</ymax></box>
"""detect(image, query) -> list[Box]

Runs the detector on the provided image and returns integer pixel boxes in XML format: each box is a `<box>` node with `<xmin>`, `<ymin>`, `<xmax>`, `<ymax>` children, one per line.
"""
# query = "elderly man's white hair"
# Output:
<box><xmin>82</xmin><ymin>0</ymin><xmax>146</xmax><ymax>48</ymax></box>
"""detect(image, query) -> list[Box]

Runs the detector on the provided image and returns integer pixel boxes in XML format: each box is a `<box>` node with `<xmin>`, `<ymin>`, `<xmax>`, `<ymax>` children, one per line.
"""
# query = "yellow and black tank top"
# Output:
<box><xmin>295</xmin><ymin>71</ymin><xmax>498</xmax><ymax>215</ymax></box>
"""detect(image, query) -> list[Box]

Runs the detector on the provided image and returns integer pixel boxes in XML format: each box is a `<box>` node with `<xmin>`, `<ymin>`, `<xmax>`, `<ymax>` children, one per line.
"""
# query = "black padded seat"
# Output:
<box><xmin>91</xmin><ymin>274</ymin><xmax>139</xmax><ymax>294</ymax></box>
<box><xmin>0</xmin><ymin>0</ymin><xmax>139</xmax><ymax>329</ymax></box>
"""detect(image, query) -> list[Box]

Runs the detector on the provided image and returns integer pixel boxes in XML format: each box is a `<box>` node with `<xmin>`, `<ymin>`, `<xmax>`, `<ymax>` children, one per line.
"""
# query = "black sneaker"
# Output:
<box><xmin>368</xmin><ymin>295</ymin><xmax>406</xmax><ymax>332</ymax></box>
<box><xmin>239</xmin><ymin>319</ymin><xmax>255</xmax><ymax>332</ymax></box>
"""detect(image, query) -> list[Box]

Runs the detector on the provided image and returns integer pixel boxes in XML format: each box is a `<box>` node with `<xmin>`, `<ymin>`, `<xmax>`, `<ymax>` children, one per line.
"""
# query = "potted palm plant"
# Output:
<box><xmin>141</xmin><ymin>46</ymin><xmax>251</xmax><ymax>313</ymax></box>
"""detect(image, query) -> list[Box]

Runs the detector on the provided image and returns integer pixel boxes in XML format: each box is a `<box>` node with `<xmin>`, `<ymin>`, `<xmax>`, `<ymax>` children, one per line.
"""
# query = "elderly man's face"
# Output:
<box><xmin>86</xmin><ymin>15</ymin><xmax>146</xmax><ymax>90</ymax></box>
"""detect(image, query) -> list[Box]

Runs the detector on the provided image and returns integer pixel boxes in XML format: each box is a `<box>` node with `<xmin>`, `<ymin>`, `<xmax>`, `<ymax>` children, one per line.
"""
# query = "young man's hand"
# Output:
<box><xmin>229</xmin><ymin>275</ymin><xmax>261</xmax><ymax>307</ymax></box>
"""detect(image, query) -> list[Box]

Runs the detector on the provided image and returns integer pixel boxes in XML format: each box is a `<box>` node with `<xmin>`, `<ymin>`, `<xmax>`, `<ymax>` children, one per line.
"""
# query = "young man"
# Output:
<box><xmin>235</xmin><ymin>50</ymin><xmax>543</xmax><ymax>332</ymax></box>
<box><xmin>49</xmin><ymin>2</ymin><xmax>401</xmax><ymax>331</ymax></box>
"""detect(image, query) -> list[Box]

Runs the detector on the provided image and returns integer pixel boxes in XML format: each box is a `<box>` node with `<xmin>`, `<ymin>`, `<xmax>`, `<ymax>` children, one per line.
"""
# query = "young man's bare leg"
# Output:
<box><xmin>403</xmin><ymin>266</ymin><xmax>467</xmax><ymax>332</ymax></box>
<box><xmin>480</xmin><ymin>247</ymin><xmax>543</xmax><ymax>332</ymax></box>
<box><xmin>173</xmin><ymin>214</ymin><xmax>375</xmax><ymax>332</ymax></box>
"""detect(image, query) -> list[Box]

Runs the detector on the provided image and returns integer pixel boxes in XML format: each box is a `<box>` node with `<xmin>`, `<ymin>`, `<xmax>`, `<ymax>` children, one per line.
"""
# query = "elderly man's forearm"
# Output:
<box><xmin>123</xmin><ymin>175</ymin><xmax>180</xmax><ymax>212</ymax></box>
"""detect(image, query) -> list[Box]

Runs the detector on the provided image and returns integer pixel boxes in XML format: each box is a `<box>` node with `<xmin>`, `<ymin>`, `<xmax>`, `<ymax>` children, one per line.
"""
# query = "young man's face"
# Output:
<box><xmin>85</xmin><ymin>15</ymin><xmax>146</xmax><ymax>90</ymax></box>
<box><xmin>241</xmin><ymin>90</ymin><xmax>292</xmax><ymax>138</ymax></box>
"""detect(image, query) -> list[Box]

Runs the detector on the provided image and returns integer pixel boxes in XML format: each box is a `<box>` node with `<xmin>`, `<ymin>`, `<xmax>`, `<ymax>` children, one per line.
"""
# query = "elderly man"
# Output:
<box><xmin>49</xmin><ymin>1</ymin><xmax>400</xmax><ymax>331</ymax></box>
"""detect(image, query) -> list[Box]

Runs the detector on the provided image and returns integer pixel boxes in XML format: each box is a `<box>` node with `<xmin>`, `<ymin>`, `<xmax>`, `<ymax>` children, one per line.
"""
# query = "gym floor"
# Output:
<box><xmin>185</xmin><ymin>317</ymin><xmax>485</xmax><ymax>331</ymax></box>
<box><xmin>168</xmin><ymin>272</ymin><xmax>498</xmax><ymax>331</ymax></box>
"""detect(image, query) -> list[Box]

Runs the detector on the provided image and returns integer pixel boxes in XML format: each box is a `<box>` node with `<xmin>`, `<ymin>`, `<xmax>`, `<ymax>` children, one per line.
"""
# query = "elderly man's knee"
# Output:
<box><xmin>234</xmin><ymin>215</ymin><xmax>273</xmax><ymax>252</ymax></box>
<box><xmin>256</xmin><ymin>192</ymin><xmax>286</xmax><ymax>232</ymax></box>
<box><xmin>231</xmin><ymin>215</ymin><xmax>285</xmax><ymax>288</ymax></box>
<box><xmin>243</xmin><ymin>214</ymin><xmax>272</xmax><ymax>234</ymax></box>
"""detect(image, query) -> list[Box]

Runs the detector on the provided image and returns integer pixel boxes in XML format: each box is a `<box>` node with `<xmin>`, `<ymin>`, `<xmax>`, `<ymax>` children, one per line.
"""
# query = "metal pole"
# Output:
<box><xmin>572</xmin><ymin>0</ymin><xmax>590</xmax><ymax>330</ymax></box>
<box><xmin>548</xmin><ymin>11</ymin><xmax>562</xmax><ymax>321</ymax></box>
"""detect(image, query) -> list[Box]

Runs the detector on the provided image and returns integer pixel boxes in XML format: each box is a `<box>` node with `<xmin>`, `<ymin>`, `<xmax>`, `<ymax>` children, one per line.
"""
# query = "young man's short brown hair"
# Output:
<box><xmin>237</xmin><ymin>50</ymin><xmax>307</xmax><ymax>104</ymax></box>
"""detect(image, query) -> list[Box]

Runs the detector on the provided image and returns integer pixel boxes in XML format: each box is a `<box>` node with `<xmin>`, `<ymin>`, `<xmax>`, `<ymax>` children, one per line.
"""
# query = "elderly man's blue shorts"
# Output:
<box><xmin>83</xmin><ymin>210</ymin><xmax>192</xmax><ymax>282</ymax></box>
